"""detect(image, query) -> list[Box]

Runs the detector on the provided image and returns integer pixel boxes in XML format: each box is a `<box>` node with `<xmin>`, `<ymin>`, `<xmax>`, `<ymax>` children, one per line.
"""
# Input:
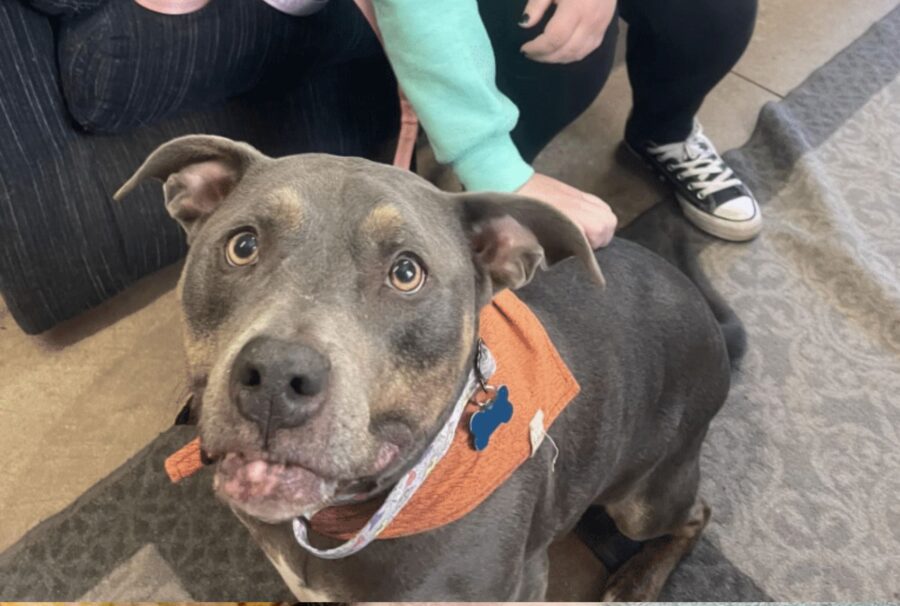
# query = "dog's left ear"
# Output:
<box><xmin>113</xmin><ymin>135</ymin><xmax>266</xmax><ymax>240</ymax></box>
<box><xmin>455</xmin><ymin>191</ymin><xmax>606</xmax><ymax>292</ymax></box>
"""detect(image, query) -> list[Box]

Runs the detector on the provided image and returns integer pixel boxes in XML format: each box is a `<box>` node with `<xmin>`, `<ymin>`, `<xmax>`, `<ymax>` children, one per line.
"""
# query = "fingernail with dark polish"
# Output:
<box><xmin>519</xmin><ymin>12</ymin><xmax>529</xmax><ymax>25</ymax></box>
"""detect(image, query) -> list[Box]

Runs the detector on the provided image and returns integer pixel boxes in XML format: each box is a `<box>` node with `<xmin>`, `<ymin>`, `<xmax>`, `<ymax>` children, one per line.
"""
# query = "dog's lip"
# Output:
<box><xmin>214</xmin><ymin>450</ymin><xmax>338</xmax><ymax>480</ymax></box>
<box><xmin>212</xmin><ymin>441</ymin><xmax>403</xmax><ymax>511</ymax></box>
<box><xmin>210</xmin><ymin>439</ymin><xmax>401</xmax><ymax>481</ymax></box>
<box><xmin>213</xmin><ymin>452</ymin><xmax>338</xmax><ymax>519</ymax></box>
<box><xmin>326</xmin><ymin>416</ymin><xmax>454</xmax><ymax>503</ymax></box>
<box><xmin>328</xmin><ymin>443</ymin><xmax>413</xmax><ymax>503</ymax></box>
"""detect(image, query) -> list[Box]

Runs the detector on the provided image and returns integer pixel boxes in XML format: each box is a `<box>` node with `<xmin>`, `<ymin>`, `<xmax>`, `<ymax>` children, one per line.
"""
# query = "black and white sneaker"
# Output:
<box><xmin>627</xmin><ymin>121</ymin><xmax>762</xmax><ymax>242</ymax></box>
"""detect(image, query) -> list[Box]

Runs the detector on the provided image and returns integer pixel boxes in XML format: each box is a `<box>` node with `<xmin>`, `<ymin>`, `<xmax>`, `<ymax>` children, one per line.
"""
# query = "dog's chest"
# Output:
<box><xmin>264</xmin><ymin>549</ymin><xmax>334</xmax><ymax>601</ymax></box>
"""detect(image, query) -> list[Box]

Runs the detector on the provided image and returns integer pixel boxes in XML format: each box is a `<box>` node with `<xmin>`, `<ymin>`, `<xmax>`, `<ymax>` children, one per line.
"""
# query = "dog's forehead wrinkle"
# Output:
<box><xmin>361</xmin><ymin>200</ymin><xmax>404</xmax><ymax>231</ymax></box>
<box><xmin>264</xmin><ymin>186</ymin><xmax>305</xmax><ymax>230</ymax></box>
<box><xmin>351</xmin><ymin>197</ymin><xmax>464</xmax><ymax>269</ymax></box>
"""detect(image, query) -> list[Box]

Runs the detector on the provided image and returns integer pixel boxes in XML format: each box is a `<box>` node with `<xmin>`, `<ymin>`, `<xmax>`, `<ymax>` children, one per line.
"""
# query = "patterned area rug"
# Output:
<box><xmin>1</xmin><ymin>6</ymin><xmax>898</xmax><ymax>600</ymax></box>
<box><xmin>626</xmin><ymin>5</ymin><xmax>900</xmax><ymax>600</ymax></box>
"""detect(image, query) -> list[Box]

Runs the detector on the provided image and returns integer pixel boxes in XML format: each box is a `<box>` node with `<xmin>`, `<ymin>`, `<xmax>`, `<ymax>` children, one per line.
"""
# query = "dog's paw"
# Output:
<box><xmin>601</xmin><ymin>572</ymin><xmax>657</xmax><ymax>602</ymax></box>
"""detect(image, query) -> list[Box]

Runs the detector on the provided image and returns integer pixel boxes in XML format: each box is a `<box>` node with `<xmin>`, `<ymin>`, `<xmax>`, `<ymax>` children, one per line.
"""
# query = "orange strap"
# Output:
<box><xmin>352</xmin><ymin>0</ymin><xmax>419</xmax><ymax>170</ymax></box>
<box><xmin>165</xmin><ymin>436</ymin><xmax>203</xmax><ymax>483</ymax></box>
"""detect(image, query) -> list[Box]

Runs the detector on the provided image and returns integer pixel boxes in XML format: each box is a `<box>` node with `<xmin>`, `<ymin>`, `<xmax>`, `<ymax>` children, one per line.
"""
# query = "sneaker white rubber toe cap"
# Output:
<box><xmin>677</xmin><ymin>194</ymin><xmax>763</xmax><ymax>242</ymax></box>
<box><xmin>714</xmin><ymin>196</ymin><xmax>757</xmax><ymax>221</ymax></box>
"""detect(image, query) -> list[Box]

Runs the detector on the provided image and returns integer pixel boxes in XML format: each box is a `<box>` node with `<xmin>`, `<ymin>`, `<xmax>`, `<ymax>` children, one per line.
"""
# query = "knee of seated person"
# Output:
<box><xmin>54</xmin><ymin>1</ymin><xmax>265</xmax><ymax>134</ymax></box>
<box><xmin>653</xmin><ymin>0</ymin><xmax>757</xmax><ymax>59</ymax></box>
<box><xmin>57</xmin><ymin>15</ymin><xmax>166</xmax><ymax>133</ymax></box>
<box><xmin>691</xmin><ymin>0</ymin><xmax>757</xmax><ymax>48</ymax></box>
<box><xmin>712</xmin><ymin>0</ymin><xmax>757</xmax><ymax>34</ymax></box>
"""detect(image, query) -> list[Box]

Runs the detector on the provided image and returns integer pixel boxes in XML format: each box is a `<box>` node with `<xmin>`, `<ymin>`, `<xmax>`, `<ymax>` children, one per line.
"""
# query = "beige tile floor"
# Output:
<box><xmin>0</xmin><ymin>0</ymin><xmax>895</xmax><ymax>567</ymax></box>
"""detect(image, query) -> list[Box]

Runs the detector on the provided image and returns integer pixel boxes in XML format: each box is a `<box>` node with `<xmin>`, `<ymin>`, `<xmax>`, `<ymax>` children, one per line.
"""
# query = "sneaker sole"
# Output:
<box><xmin>675</xmin><ymin>193</ymin><xmax>762</xmax><ymax>242</ymax></box>
<box><xmin>624</xmin><ymin>142</ymin><xmax>763</xmax><ymax>242</ymax></box>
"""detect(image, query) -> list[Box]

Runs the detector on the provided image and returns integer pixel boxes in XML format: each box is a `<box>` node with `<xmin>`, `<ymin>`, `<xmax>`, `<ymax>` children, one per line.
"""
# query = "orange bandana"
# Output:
<box><xmin>165</xmin><ymin>290</ymin><xmax>579</xmax><ymax>539</ymax></box>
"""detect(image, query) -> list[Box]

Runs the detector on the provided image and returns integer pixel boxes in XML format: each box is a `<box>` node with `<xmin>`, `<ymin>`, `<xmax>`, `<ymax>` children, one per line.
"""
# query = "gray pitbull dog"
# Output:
<box><xmin>117</xmin><ymin>134</ymin><xmax>740</xmax><ymax>601</ymax></box>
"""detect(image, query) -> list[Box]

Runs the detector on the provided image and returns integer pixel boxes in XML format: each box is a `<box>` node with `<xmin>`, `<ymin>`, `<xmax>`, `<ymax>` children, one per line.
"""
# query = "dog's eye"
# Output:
<box><xmin>225</xmin><ymin>231</ymin><xmax>259</xmax><ymax>267</ymax></box>
<box><xmin>388</xmin><ymin>254</ymin><xmax>426</xmax><ymax>293</ymax></box>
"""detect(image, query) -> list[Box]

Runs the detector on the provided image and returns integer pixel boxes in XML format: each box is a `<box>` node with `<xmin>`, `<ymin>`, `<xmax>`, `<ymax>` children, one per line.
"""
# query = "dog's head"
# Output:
<box><xmin>118</xmin><ymin>135</ymin><xmax>603</xmax><ymax>523</ymax></box>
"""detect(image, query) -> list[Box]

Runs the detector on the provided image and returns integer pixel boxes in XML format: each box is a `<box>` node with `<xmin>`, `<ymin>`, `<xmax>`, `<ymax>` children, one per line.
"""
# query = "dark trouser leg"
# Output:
<box><xmin>1</xmin><ymin>1</ymin><xmax>398</xmax><ymax>332</ymax></box>
<box><xmin>477</xmin><ymin>0</ymin><xmax>619</xmax><ymax>164</ymax></box>
<box><xmin>621</xmin><ymin>0</ymin><xmax>758</xmax><ymax>145</ymax></box>
<box><xmin>56</xmin><ymin>0</ymin><xmax>394</xmax><ymax>152</ymax></box>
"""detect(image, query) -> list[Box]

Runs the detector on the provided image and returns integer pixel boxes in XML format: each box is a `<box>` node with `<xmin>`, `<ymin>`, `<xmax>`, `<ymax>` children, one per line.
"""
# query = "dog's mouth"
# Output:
<box><xmin>214</xmin><ymin>453</ymin><xmax>337</xmax><ymax>518</ymax></box>
<box><xmin>213</xmin><ymin>442</ymin><xmax>402</xmax><ymax>523</ymax></box>
<box><xmin>207</xmin><ymin>387</ymin><xmax>459</xmax><ymax>524</ymax></box>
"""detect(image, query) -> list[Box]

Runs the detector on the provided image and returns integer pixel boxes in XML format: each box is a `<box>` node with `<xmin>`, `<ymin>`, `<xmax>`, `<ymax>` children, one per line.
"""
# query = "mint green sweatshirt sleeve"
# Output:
<box><xmin>371</xmin><ymin>0</ymin><xmax>534</xmax><ymax>192</ymax></box>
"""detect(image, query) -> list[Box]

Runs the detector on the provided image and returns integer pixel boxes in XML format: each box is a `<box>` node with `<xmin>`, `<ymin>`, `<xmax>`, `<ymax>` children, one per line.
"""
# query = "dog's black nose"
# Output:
<box><xmin>231</xmin><ymin>337</ymin><xmax>330</xmax><ymax>435</ymax></box>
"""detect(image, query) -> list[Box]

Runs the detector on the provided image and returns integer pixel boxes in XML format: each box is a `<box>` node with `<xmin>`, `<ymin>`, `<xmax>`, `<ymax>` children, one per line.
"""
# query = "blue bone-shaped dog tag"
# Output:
<box><xmin>469</xmin><ymin>385</ymin><xmax>514</xmax><ymax>451</ymax></box>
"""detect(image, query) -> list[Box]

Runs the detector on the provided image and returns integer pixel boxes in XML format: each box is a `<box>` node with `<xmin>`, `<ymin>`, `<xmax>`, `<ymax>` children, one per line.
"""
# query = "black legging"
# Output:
<box><xmin>59</xmin><ymin>0</ymin><xmax>756</xmax><ymax>164</ymax></box>
<box><xmin>619</xmin><ymin>0</ymin><xmax>758</xmax><ymax>145</ymax></box>
<box><xmin>483</xmin><ymin>0</ymin><xmax>758</xmax><ymax>159</ymax></box>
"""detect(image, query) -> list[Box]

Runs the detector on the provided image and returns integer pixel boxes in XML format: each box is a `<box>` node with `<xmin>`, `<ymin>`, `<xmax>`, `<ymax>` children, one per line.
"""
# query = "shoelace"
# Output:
<box><xmin>648</xmin><ymin>130</ymin><xmax>741</xmax><ymax>200</ymax></box>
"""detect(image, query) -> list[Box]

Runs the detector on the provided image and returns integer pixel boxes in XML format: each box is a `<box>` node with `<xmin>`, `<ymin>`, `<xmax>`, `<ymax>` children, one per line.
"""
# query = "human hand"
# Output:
<box><xmin>519</xmin><ymin>0</ymin><xmax>617</xmax><ymax>64</ymax></box>
<box><xmin>516</xmin><ymin>172</ymin><xmax>617</xmax><ymax>249</ymax></box>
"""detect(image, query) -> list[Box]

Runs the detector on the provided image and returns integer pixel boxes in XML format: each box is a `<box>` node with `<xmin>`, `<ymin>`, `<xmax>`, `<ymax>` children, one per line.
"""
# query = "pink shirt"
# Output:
<box><xmin>134</xmin><ymin>0</ymin><xmax>328</xmax><ymax>16</ymax></box>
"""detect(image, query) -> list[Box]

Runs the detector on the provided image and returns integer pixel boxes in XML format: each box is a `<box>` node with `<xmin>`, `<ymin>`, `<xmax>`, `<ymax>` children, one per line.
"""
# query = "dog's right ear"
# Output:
<box><xmin>453</xmin><ymin>190</ymin><xmax>606</xmax><ymax>296</ymax></box>
<box><xmin>114</xmin><ymin>135</ymin><xmax>265</xmax><ymax>239</ymax></box>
